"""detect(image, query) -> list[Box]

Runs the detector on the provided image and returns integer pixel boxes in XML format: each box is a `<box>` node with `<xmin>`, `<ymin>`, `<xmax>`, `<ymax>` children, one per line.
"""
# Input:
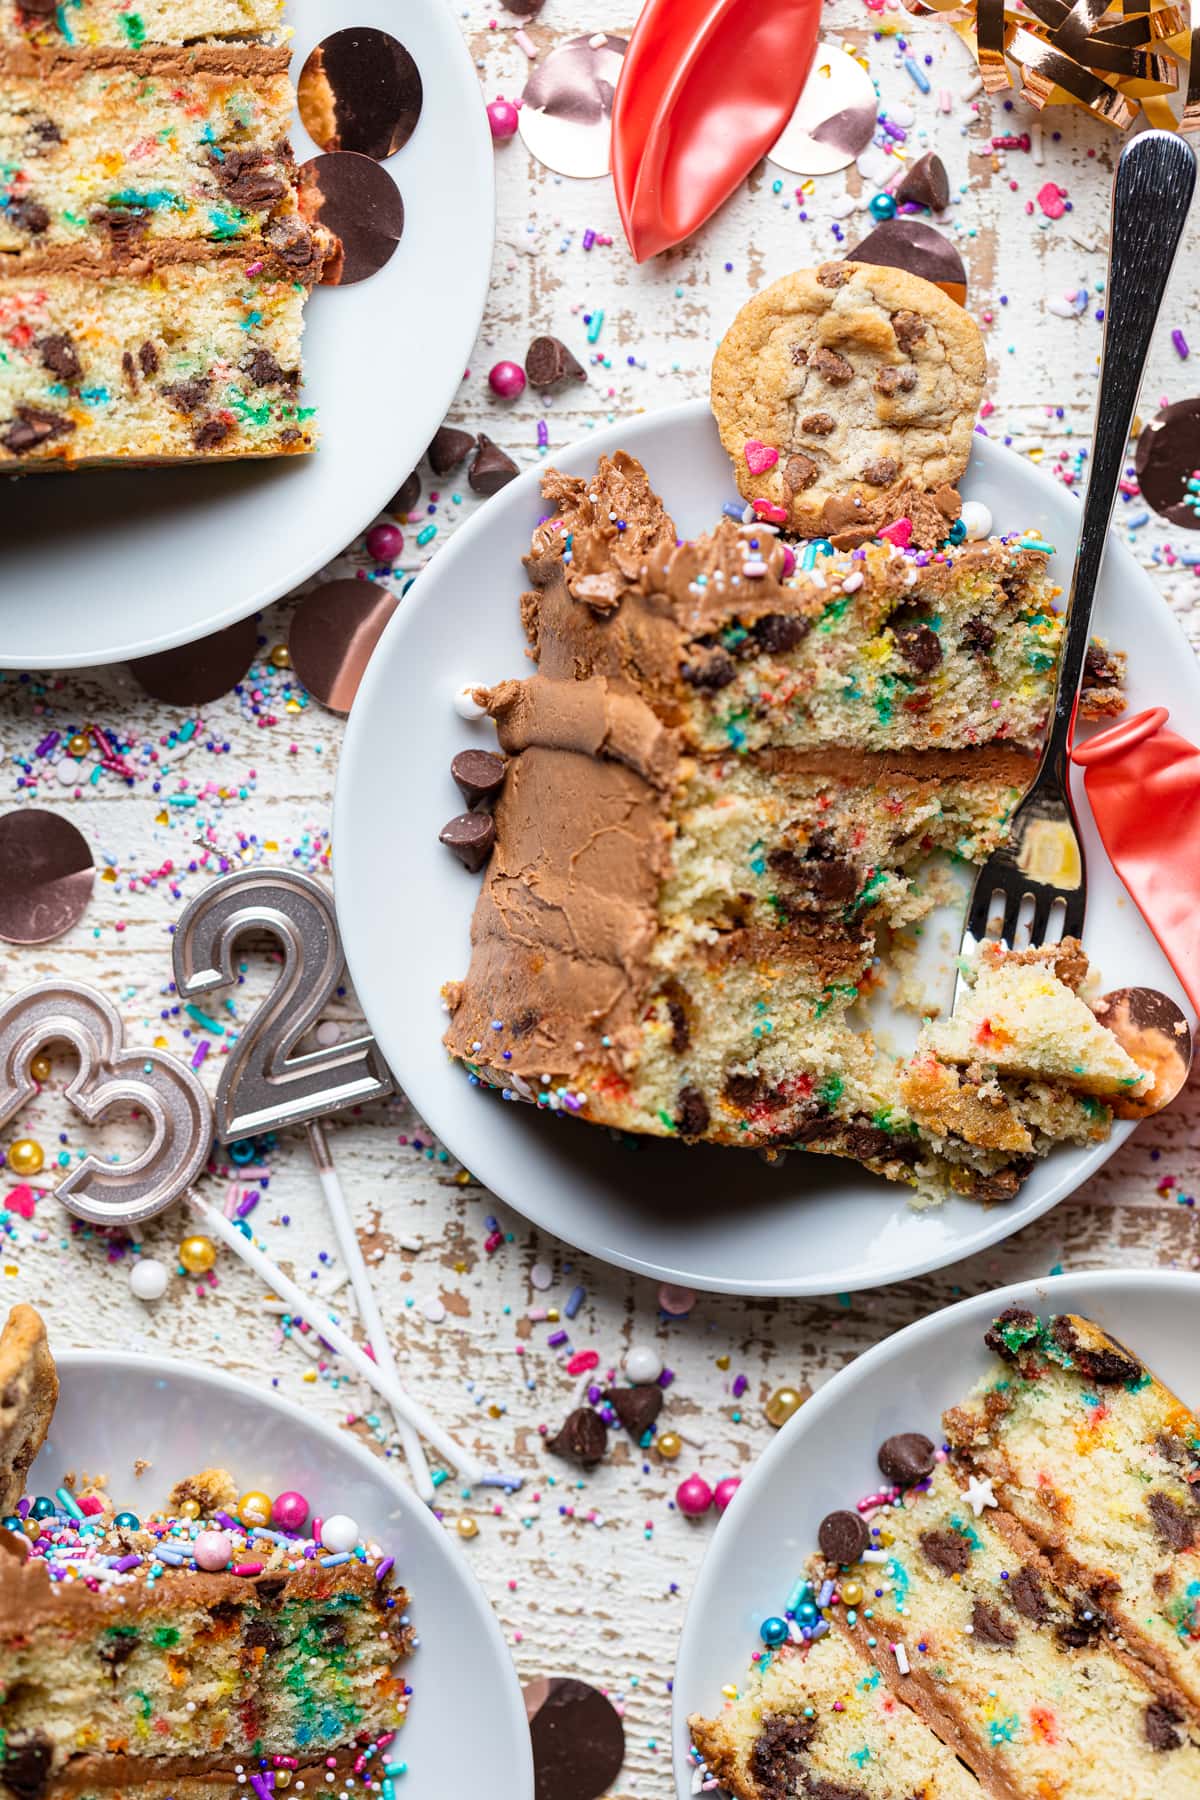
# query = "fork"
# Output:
<box><xmin>958</xmin><ymin>129</ymin><xmax>1196</xmax><ymax>993</ymax></box>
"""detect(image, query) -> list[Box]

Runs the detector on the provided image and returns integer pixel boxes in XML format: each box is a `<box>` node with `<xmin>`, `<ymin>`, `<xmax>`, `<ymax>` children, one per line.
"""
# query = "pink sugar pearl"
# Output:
<box><xmin>193</xmin><ymin>1529</ymin><xmax>233</xmax><ymax>1571</ymax></box>
<box><xmin>676</xmin><ymin>1474</ymin><xmax>714</xmax><ymax>1517</ymax></box>
<box><xmin>487</xmin><ymin>97</ymin><xmax>519</xmax><ymax>141</ymax></box>
<box><xmin>272</xmin><ymin>1490</ymin><xmax>309</xmax><ymax>1532</ymax></box>
<box><xmin>713</xmin><ymin>1476</ymin><xmax>741</xmax><ymax>1512</ymax></box>
<box><xmin>488</xmin><ymin>360</ymin><xmax>526</xmax><ymax>399</ymax></box>
<box><xmin>366</xmin><ymin>523</ymin><xmax>403</xmax><ymax>563</ymax></box>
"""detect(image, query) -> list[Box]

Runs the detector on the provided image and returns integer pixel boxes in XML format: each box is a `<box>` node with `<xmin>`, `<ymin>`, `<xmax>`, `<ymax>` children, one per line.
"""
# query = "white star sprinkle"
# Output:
<box><xmin>963</xmin><ymin>1474</ymin><xmax>999</xmax><ymax>1517</ymax></box>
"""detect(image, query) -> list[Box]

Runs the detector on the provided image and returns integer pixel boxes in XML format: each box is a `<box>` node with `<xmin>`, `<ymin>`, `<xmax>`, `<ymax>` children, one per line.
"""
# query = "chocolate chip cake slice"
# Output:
<box><xmin>0</xmin><ymin>0</ymin><xmax>285</xmax><ymax>50</ymax></box>
<box><xmin>689</xmin><ymin>1624</ymin><xmax>984</xmax><ymax>1800</ymax></box>
<box><xmin>944</xmin><ymin>1310</ymin><xmax>1200</xmax><ymax>1719</ymax></box>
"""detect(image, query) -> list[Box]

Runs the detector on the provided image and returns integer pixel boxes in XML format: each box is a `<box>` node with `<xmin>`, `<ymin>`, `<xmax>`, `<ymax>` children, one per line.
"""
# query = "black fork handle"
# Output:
<box><xmin>1037</xmin><ymin>130</ymin><xmax>1196</xmax><ymax>795</ymax></box>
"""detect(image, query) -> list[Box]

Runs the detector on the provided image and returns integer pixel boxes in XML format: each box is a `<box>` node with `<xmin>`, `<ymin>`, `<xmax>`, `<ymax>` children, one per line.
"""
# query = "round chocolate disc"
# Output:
<box><xmin>523</xmin><ymin>1676</ymin><xmax>625</xmax><ymax>1800</ymax></box>
<box><xmin>767</xmin><ymin>45</ymin><xmax>877</xmax><ymax>176</ymax></box>
<box><xmin>128</xmin><ymin>615</ymin><xmax>258</xmax><ymax>706</ymax></box>
<box><xmin>847</xmin><ymin>217</ymin><xmax>967</xmax><ymax>304</ymax></box>
<box><xmin>297</xmin><ymin>152</ymin><xmax>405</xmax><ymax>286</ymax></box>
<box><xmin>1093</xmin><ymin>987</ymin><xmax>1193</xmax><ymax>1119</ymax></box>
<box><xmin>1134</xmin><ymin>398</ymin><xmax>1200</xmax><ymax>530</ymax></box>
<box><xmin>298</xmin><ymin>29</ymin><xmax>423</xmax><ymax>161</ymax></box>
<box><xmin>519</xmin><ymin>34</ymin><xmax>627</xmax><ymax>179</ymax></box>
<box><xmin>0</xmin><ymin>809</ymin><xmax>94</xmax><ymax>944</ymax></box>
<box><xmin>288</xmin><ymin>578</ymin><xmax>399</xmax><ymax>714</ymax></box>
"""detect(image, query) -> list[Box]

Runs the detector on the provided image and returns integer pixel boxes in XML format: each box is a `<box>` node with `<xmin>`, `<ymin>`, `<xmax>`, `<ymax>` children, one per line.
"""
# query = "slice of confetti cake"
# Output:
<box><xmin>0</xmin><ymin>0</ymin><xmax>285</xmax><ymax>51</ymax></box>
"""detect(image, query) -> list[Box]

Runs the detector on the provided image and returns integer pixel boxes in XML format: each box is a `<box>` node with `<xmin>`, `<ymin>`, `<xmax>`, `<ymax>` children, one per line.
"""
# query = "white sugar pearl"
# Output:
<box><xmin>960</xmin><ymin>500</ymin><xmax>993</xmax><ymax>541</ymax></box>
<box><xmin>57</xmin><ymin>757</ymin><xmax>91</xmax><ymax>785</ymax></box>
<box><xmin>624</xmin><ymin>1344</ymin><xmax>663</xmax><ymax>1384</ymax></box>
<box><xmin>453</xmin><ymin>683</ymin><xmax>487</xmax><ymax>720</ymax></box>
<box><xmin>529</xmin><ymin>1261</ymin><xmax>553</xmax><ymax>1290</ymax></box>
<box><xmin>320</xmin><ymin>1513</ymin><xmax>360</xmax><ymax>1554</ymax></box>
<box><xmin>315</xmin><ymin>1021</ymin><xmax>340</xmax><ymax>1047</ymax></box>
<box><xmin>129</xmin><ymin>1257</ymin><xmax>169</xmax><ymax>1302</ymax></box>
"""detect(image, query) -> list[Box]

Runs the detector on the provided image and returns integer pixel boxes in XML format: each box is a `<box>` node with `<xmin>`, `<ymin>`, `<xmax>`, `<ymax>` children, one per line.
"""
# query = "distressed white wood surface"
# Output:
<box><xmin>3</xmin><ymin>3</ymin><xmax>1200</xmax><ymax>1791</ymax></box>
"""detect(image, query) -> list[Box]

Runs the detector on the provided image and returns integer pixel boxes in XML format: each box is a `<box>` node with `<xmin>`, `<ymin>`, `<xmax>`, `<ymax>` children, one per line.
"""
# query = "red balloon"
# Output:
<box><xmin>610</xmin><ymin>0</ymin><xmax>822</xmax><ymax>262</ymax></box>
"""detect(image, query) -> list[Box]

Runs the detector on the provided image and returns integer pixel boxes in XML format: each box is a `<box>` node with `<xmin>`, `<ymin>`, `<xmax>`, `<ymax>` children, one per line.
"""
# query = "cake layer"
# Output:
<box><xmin>944</xmin><ymin>1310</ymin><xmax>1200</xmax><ymax>1719</ymax></box>
<box><xmin>0</xmin><ymin>246</ymin><xmax>318</xmax><ymax>466</ymax></box>
<box><xmin>0</xmin><ymin>0</ymin><xmax>285</xmax><ymax>50</ymax></box>
<box><xmin>0</xmin><ymin>51</ymin><xmax>298</xmax><ymax>255</ymax></box>
<box><xmin>689</xmin><ymin>1625</ymin><xmax>984</xmax><ymax>1800</ymax></box>
<box><xmin>831</xmin><ymin>1460</ymin><xmax>1200</xmax><ymax>1798</ymax></box>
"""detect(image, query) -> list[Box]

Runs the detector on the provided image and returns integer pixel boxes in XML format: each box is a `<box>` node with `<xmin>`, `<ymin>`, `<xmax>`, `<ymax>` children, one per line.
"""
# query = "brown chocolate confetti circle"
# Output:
<box><xmin>847</xmin><ymin>218</ymin><xmax>967</xmax><ymax>305</ymax></box>
<box><xmin>128</xmin><ymin>615</ymin><xmax>258</xmax><ymax>706</ymax></box>
<box><xmin>0</xmin><ymin>809</ymin><xmax>94</xmax><ymax>945</ymax></box>
<box><xmin>523</xmin><ymin>1676</ymin><xmax>626</xmax><ymax>1800</ymax></box>
<box><xmin>1092</xmin><ymin>987</ymin><xmax>1193</xmax><ymax>1119</ymax></box>
<box><xmin>298</xmin><ymin>29</ymin><xmax>423</xmax><ymax>162</ymax></box>
<box><xmin>766</xmin><ymin>45</ymin><xmax>877</xmax><ymax>176</ymax></box>
<box><xmin>519</xmin><ymin>33</ymin><xmax>627</xmax><ymax>180</ymax></box>
<box><xmin>297</xmin><ymin>153</ymin><xmax>405</xmax><ymax>286</ymax></box>
<box><xmin>1134</xmin><ymin>399</ymin><xmax>1200</xmax><ymax>530</ymax></box>
<box><xmin>289</xmin><ymin>579</ymin><xmax>399</xmax><ymax>715</ymax></box>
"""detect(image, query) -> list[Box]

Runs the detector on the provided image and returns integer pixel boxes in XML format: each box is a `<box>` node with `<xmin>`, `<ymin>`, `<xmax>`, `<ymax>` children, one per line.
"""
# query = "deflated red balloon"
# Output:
<box><xmin>610</xmin><ymin>0</ymin><xmax>822</xmax><ymax>262</ymax></box>
<box><xmin>1072</xmin><ymin>708</ymin><xmax>1200</xmax><ymax>1013</ymax></box>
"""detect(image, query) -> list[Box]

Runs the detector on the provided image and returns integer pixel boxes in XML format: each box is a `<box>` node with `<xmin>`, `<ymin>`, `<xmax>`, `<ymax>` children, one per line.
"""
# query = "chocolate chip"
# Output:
<box><xmin>604</xmin><ymin>1384</ymin><xmax>663</xmax><ymax>1438</ymax></box>
<box><xmin>861</xmin><ymin>457</ymin><xmax>898</xmax><ymax>487</ymax></box>
<box><xmin>665</xmin><ymin>994</ymin><xmax>690</xmax><ymax>1054</ymax></box>
<box><xmin>751</xmin><ymin>1714</ymin><xmax>816</xmax><ymax>1800</ymax></box>
<box><xmin>265</xmin><ymin>217</ymin><xmax>322</xmax><ymax>271</ymax></box>
<box><xmin>244</xmin><ymin>348</ymin><xmax>296</xmax><ymax>388</ymax></box>
<box><xmin>878</xmin><ymin>1432</ymin><xmax>935</xmax><ymax>1486</ymax></box>
<box><xmin>767</xmin><ymin>848</ymin><xmax>858</xmax><ymax>908</ymax></box>
<box><xmin>919</xmin><ymin>1528</ymin><xmax>971</xmax><ymax>1575</ymax></box>
<box><xmin>894</xmin><ymin>151</ymin><xmax>950</xmax><ymax>213</ymax></box>
<box><xmin>752</xmin><ymin>612</ymin><xmax>811</xmax><ymax>654</ymax></box>
<box><xmin>675</xmin><ymin>1085</ymin><xmax>710</xmax><ymax>1138</ymax></box>
<box><xmin>439</xmin><ymin>811</ymin><xmax>496</xmax><ymax>872</ymax></box>
<box><xmin>962</xmin><ymin>614</ymin><xmax>996</xmax><ymax>657</ymax></box>
<box><xmin>93</xmin><ymin>203</ymin><xmax>149</xmax><ymax>242</ymax></box>
<box><xmin>469</xmin><ymin>434</ymin><xmax>519</xmax><ymax>496</ymax></box>
<box><xmin>790</xmin><ymin>343</ymin><xmax>809</xmax><ymax>367</ymax></box>
<box><xmin>428</xmin><ymin>424</ymin><xmax>477</xmax><ymax>475</ymax></box>
<box><xmin>816</xmin><ymin>261</ymin><xmax>850</xmax><ymax>288</ymax></box>
<box><xmin>891</xmin><ymin>311</ymin><xmax>928</xmax><ymax>352</ymax></box>
<box><xmin>547</xmin><ymin>1406</ymin><xmax>608</xmax><ymax>1466</ymax></box>
<box><xmin>255</xmin><ymin>1574</ymin><xmax>287</xmax><ymax>1603</ymax></box>
<box><xmin>37</xmin><ymin>333</ymin><xmax>80</xmax><ymax>382</ymax></box>
<box><xmin>817</xmin><ymin>1509</ymin><xmax>869</xmax><ymax>1564</ymax></box>
<box><xmin>1006</xmin><ymin>1566</ymin><xmax>1050</xmax><ymax>1624</ymax></box>
<box><xmin>804</xmin><ymin>1784</ymin><xmax>869</xmax><ymax>1800</ymax></box>
<box><xmin>451</xmin><ymin>748</ymin><xmax>506</xmax><ymax>808</ymax></box>
<box><xmin>121</xmin><ymin>349</ymin><xmax>137</xmax><ymax>388</ymax></box>
<box><xmin>1147</xmin><ymin>1490</ymin><xmax>1198</xmax><ymax>1552</ymax></box>
<box><xmin>983</xmin><ymin>1306</ymin><xmax>1038</xmax><ymax>1358</ymax></box>
<box><xmin>784</xmin><ymin>452</ymin><xmax>820</xmax><ymax>493</ymax></box>
<box><xmin>681</xmin><ymin>646</ymin><xmax>736</xmax><ymax>690</ymax></box>
<box><xmin>810</xmin><ymin>346</ymin><xmax>853</xmax><ymax>386</ymax></box>
<box><xmin>844</xmin><ymin>1122</ymin><xmax>905</xmax><ymax>1163</ymax></box>
<box><xmin>969</xmin><ymin>1162</ymin><xmax>1032</xmax><ymax>1200</ymax></box>
<box><xmin>1</xmin><ymin>406</ymin><xmax>75</xmax><ymax>454</ymax></box>
<box><xmin>139</xmin><ymin>340</ymin><xmax>160</xmax><ymax>376</ymax></box>
<box><xmin>8</xmin><ymin>198</ymin><xmax>49</xmax><ymax>235</ymax></box>
<box><xmin>970</xmin><ymin>1599</ymin><xmax>1016</xmax><ymax>1648</ymax></box>
<box><xmin>875</xmin><ymin>365</ymin><xmax>918</xmax><ymax>397</ymax></box>
<box><xmin>213</xmin><ymin>145</ymin><xmax>287</xmax><ymax>207</ymax></box>
<box><xmin>1049</xmin><ymin>1316</ymin><xmax>1142</xmax><ymax>1385</ymax></box>
<box><xmin>525</xmin><ymin>334</ymin><xmax>586</xmax><ymax>390</ymax></box>
<box><xmin>1055</xmin><ymin>1602</ymin><xmax>1103</xmax><ymax>1649</ymax></box>
<box><xmin>390</xmin><ymin>470</ymin><xmax>421</xmax><ymax>514</ymax></box>
<box><xmin>193</xmin><ymin>418</ymin><xmax>231</xmax><ymax>451</ymax></box>
<box><xmin>18</xmin><ymin>0</ymin><xmax>57</xmax><ymax>15</ymax></box>
<box><xmin>1145</xmin><ymin>1702</ymin><xmax>1183</xmax><ymax>1753</ymax></box>
<box><xmin>98</xmin><ymin>1630</ymin><xmax>137</xmax><ymax>1668</ymax></box>
<box><xmin>30</xmin><ymin>117</ymin><xmax>62</xmax><ymax>145</ymax></box>
<box><xmin>162</xmin><ymin>377</ymin><xmax>212</xmax><ymax>416</ymax></box>
<box><xmin>2</xmin><ymin>1732</ymin><xmax>54</xmax><ymax>1800</ymax></box>
<box><xmin>243</xmin><ymin>1617</ymin><xmax>282</xmax><ymax>1652</ymax></box>
<box><xmin>895</xmin><ymin>622</ymin><xmax>942</xmax><ymax>673</ymax></box>
<box><xmin>801</xmin><ymin>411</ymin><xmax>836</xmax><ymax>435</ymax></box>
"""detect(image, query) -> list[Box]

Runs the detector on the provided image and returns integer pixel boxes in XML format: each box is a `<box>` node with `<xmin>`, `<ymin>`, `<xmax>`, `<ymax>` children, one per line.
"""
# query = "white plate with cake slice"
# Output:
<box><xmin>670</xmin><ymin>1267</ymin><xmax>1200</xmax><ymax>1798</ymax></box>
<box><xmin>333</xmin><ymin>397</ymin><xmax>1200</xmax><ymax>1297</ymax></box>
<box><xmin>29</xmin><ymin>1349</ymin><xmax>534</xmax><ymax>1799</ymax></box>
<box><xmin>0</xmin><ymin>0</ymin><xmax>493</xmax><ymax>669</ymax></box>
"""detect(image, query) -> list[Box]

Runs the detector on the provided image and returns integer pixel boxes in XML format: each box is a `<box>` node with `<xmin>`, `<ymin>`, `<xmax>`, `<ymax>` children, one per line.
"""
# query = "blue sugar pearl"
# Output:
<box><xmin>795</xmin><ymin>1599</ymin><xmax>819</xmax><ymax>1627</ymax></box>
<box><xmin>947</xmin><ymin>518</ymin><xmax>967</xmax><ymax>545</ymax></box>
<box><xmin>1</xmin><ymin>1516</ymin><xmax>23</xmax><ymax>1534</ymax></box>
<box><xmin>869</xmin><ymin>192</ymin><xmax>897</xmax><ymax>222</ymax></box>
<box><xmin>30</xmin><ymin>1496</ymin><xmax>57</xmax><ymax>1520</ymax></box>
<box><xmin>760</xmin><ymin>1615</ymin><xmax>789</xmax><ymax>1647</ymax></box>
<box><xmin>114</xmin><ymin>1511</ymin><xmax>141</xmax><ymax>1531</ymax></box>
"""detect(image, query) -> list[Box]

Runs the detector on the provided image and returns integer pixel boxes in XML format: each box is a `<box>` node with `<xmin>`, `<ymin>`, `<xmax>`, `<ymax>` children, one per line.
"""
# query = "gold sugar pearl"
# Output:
<box><xmin>237</xmin><ymin>1490</ymin><xmax>273</xmax><ymax>1529</ymax></box>
<box><xmin>29</xmin><ymin>1055</ymin><xmax>52</xmax><ymax>1084</ymax></box>
<box><xmin>179</xmin><ymin>1498</ymin><xmax>201</xmax><ymax>1521</ymax></box>
<box><xmin>764</xmin><ymin>1386</ymin><xmax>805</xmax><ymax>1428</ymax></box>
<box><xmin>715</xmin><ymin>1354</ymin><xmax>730</xmax><ymax>1371</ymax></box>
<box><xmin>178</xmin><ymin>1234</ymin><xmax>217</xmax><ymax>1275</ymax></box>
<box><xmin>655</xmin><ymin>1431</ymin><xmax>683</xmax><ymax>1461</ymax></box>
<box><xmin>840</xmin><ymin>1580</ymin><xmax>864</xmax><ymax>1607</ymax></box>
<box><xmin>66</xmin><ymin>732</ymin><xmax>91</xmax><ymax>758</ymax></box>
<box><xmin>457</xmin><ymin>1516</ymin><xmax>479</xmax><ymax>1539</ymax></box>
<box><xmin>6</xmin><ymin>1139</ymin><xmax>44</xmax><ymax>1177</ymax></box>
<box><xmin>268</xmin><ymin>644</ymin><xmax>291</xmax><ymax>668</ymax></box>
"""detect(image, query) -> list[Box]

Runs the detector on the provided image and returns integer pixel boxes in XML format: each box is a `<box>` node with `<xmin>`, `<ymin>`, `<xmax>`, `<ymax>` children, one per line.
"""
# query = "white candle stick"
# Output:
<box><xmin>188</xmin><ymin>1191</ymin><xmax>482</xmax><ymax>1486</ymax></box>
<box><xmin>306</xmin><ymin>1120</ymin><xmax>434</xmax><ymax>1503</ymax></box>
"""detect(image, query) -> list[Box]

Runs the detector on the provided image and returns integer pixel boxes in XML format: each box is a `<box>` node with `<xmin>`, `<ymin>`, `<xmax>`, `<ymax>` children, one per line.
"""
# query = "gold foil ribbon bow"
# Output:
<box><xmin>905</xmin><ymin>0</ymin><xmax>1200</xmax><ymax>130</ymax></box>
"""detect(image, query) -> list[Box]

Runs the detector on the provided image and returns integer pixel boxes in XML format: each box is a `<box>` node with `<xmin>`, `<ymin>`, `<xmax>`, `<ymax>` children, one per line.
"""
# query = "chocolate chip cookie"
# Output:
<box><xmin>711</xmin><ymin>260</ymin><xmax>986</xmax><ymax>536</ymax></box>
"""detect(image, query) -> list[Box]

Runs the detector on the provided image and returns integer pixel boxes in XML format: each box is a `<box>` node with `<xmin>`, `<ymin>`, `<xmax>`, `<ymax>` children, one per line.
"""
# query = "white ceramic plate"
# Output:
<box><xmin>0</xmin><ymin>0</ymin><xmax>493</xmax><ymax>670</ymax></box>
<box><xmin>334</xmin><ymin>397</ymin><xmax>1200</xmax><ymax>1297</ymax></box>
<box><xmin>670</xmin><ymin>1267</ymin><xmax>1200</xmax><ymax>1797</ymax></box>
<box><xmin>30</xmin><ymin>1350</ymin><xmax>534</xmax><ymax>1800</ymax></box>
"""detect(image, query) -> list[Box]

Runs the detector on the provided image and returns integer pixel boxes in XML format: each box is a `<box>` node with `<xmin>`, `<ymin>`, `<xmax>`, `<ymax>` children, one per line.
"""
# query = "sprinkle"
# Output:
<box><xmin>903</xmin><ymin>56</ymin><xmax>930</xmax><ymax>91</ymax></box>
<box><xmin>564</xmin><ymin>1285</ymin><xmax>586</xmax><ymax>1318</ymax></box>
<box><xmin>514</xmin><ymin>26</ymin><xmax>537</xmax><ymax>55</ymax></box>
<box><xmin>587</xmin><ymin>311</ymin><xmax>605</xmax><ymax>344</ymax></box>
<box><xmin>375</xmin><ymin>1556</ymin><xmax>395</xmax><ymax>1581</ymax></box>
<box><xmin>56</xmin><ymin>1487</ymin><xmax>84</xmax><ymax>1521</ymax></box>
<box><xmin>1172</xmin><ymin>329</ymin><xmax>1190</xmax><ymax>360</ymax></box>
<box><xmin>893</xmin><ymin>1641</ymin><xmax>910</xmax><ymax>1675</ymax></box>
<box><xmin>319</xmin><ymin>1551</ymin><xmax>352</xmax><ymax>1567</ymax></box>
<box><xmin>233</xmin><ymin>1561</ymin><xmax>264</xmax><ymax>1576</ymax></box>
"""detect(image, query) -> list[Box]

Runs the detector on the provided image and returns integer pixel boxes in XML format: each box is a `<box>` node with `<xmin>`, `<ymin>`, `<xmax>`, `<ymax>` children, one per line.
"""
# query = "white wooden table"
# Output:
<box><xmin>3</xmin><ymin>4</ymin><xmax>1200</xmax><ymax>1792</ymax></box>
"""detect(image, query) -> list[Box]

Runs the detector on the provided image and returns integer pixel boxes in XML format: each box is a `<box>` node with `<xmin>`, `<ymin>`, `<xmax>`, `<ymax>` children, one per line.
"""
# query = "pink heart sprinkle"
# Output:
<box><xmin>744</xmin><ymin>439</ymin><xmax>779</xmax><ymax>475</ymax></box>
<box><xmin>753</xmin><ymin>499</ymin><xmax>789</xmax><ymax>524</ymax></box>
<box><xmin>877</xmin><ymin>517</ymin><xmax>913</xmax><ymax>548</ymax></box>
<box><xmin>5</xmin><ymin>1185</ymin><xmax>36</xmax><ymax>1219</ymax></box>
